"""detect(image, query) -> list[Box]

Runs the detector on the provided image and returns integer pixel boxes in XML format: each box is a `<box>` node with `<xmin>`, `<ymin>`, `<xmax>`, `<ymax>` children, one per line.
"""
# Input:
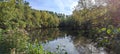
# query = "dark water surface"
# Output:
<box><xmin>29</xmin><ymin>28</ymin><xmax>120</xmax><ymax>54</ymax></box>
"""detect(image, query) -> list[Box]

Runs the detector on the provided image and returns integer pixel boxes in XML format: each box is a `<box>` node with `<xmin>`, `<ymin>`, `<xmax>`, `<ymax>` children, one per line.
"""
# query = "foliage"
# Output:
<box><xmin>0</xmin><ymin>29</ymin><xmax>29</xmax><ymax>54</ymax></box>
<box><xmin>0</xmin><ymin>0</ymin><xmax>60</xmax><ymax>30</ymax></box>
<box><xmin>0</xmin><ymin>29</ymin><xmax>54</xmax><ymax>54</ymax></box>
<box><xmin>0</xmin><ymin>0</ymin><xmax>120</xmax><ymax>54</ymax></box>
<box><xmin>26</xmin><ymin>41</ymin><xmax>52</xmax><ymax>54</ymax></box>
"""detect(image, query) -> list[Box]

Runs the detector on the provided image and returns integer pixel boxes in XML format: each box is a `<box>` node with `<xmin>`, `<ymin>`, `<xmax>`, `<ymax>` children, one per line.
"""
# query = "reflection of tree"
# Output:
<box><xmin>72</xmin><ymin>36</ymin><xmax>94</xmax><ymax>54</ymax></box>
<box><xmin>28</xmin><ymin>28</ymin><xmax>64</xmax><ymax>42</ymax></box>
<box><xmin>28</xmin><ymin>28</ymin><xmax>120</xmax><ymax>54</ymax></box>
<box><xmin>73</xmin><ymin>37</ymin><xmax>111</xmax><ymax>54</ymax></box>
<box><xmin>61</xmin><ymin>29</ymin><xmax>119</xmax><ymax>54</ymax></box>
<box><xmin>60</xmin><ymin>29</ymin><xmax>95</xmax><ymax>53</ymax></box>
<box><xmin>62</xmin><ymin>30</ymin><xmax>109</xmax><ymax>54</ymax></box>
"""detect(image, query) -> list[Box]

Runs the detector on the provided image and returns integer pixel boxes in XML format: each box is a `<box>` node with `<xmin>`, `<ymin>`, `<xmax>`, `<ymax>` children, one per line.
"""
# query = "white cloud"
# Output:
<box><xmin>54</xmin><ymin>0</ymin><xmax>78</xmax><ymax>15</ymax></box>
<box><xmin>27</xmin><ymin>0</ymin><xmax>78</xmax><ymax>15</ymax></box>
<box><xmin>92</xmin><ymin>0</ymin><xmax>96</xmax><ymax>5</ymax></box>
<box><xmin>70</xmin><ymin>1</ymin><xmax>78</xmax><ymax>10</ymax></box>
<box><xmin>54</xmin><ymin>0</ymin><xmax>65</xmax><ymax>11</ymax></box>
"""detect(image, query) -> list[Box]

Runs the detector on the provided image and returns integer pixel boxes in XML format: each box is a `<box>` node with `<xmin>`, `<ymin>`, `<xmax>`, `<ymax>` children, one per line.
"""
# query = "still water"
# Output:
<box><xmin>29</xmin><ymin>28</ymin><xmax>120</xmax><ymax>54</ymax></box>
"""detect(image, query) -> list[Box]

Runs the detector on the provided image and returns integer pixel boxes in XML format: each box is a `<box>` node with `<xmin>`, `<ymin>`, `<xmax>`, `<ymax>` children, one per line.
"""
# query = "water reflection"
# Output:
<box><xmin>43</xmin><ymin>35</ymin><xmax>79</xmax><ymax>54</ymax></box>
<box><xmin>29</xmin><ymin>28</ymin><xmax>63</xmax><ymax>42</ymax></box>
<box><xmin>42</xmin><ymin>35</ymin><xmax>107</xmax><ymax>54</ymax></box>
<box><xmin>29</xmin><ymin>28</ymin><xmax>119</xmax><ymax>54</ymax></box>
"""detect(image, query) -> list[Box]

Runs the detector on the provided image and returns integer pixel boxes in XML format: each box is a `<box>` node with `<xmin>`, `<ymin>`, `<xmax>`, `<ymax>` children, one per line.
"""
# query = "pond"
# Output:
<box><xmin>29</xmin><ymin>28</ymin><xmax>120</xmax><ymax>54</ymax></box>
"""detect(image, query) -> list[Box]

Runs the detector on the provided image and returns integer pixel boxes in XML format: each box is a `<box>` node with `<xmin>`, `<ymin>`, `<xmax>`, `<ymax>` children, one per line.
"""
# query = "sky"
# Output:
<box><xmin>26</xmin><ymin>0</ymin><xmax>79</xmax><ymax>15</ymax></box>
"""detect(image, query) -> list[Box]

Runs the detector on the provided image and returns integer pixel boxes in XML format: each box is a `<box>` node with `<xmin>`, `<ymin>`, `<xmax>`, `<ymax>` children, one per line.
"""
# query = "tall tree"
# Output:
<box><xmin>0</xmin><ymin>0</ymin><xmax>16</xmax><ymax>29</ymax></box>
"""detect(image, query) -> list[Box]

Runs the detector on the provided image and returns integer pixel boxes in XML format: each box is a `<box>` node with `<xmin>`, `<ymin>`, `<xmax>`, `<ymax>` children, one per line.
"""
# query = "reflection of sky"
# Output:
<box><xmin>43</xmin><ymin>36</ymin><xmax>79</xmax><ymax>54</ymax></box>
<box><xmin>25</xmin><ymin>0</ymin><xmax>78</xmax><ymax>15</ymax></box>
<box><xmin>42</xmin><ymin>35</ymin><xmax>108</xmax><ymax>54</ymax></box>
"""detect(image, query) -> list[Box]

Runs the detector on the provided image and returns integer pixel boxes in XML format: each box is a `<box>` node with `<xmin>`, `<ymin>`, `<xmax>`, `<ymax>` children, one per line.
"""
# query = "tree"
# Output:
<box><xmin>0</xmin><ymin>0</ymin><xmax>16</xmax><ymax>29</ymax></box>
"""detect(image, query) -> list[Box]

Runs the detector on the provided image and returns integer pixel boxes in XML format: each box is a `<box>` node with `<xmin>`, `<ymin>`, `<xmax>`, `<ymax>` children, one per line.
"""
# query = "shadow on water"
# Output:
<box><xmin>28</xmin><ymin>28</ymin><xmax>65</xmax><ymax>42</ymax></box>
<box><xmin>28</xmin><ymin>28</ymin><xmax>120</xmax><ymax>54</ymax></box>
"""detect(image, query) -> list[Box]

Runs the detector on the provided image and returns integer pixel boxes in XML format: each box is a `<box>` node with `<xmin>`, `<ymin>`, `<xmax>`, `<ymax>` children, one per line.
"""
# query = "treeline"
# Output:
<box><xmin>0</xmin><ymin>0</ymin><xmax>120</xmax><ymax>30</ymax></box>
<box><xmin>59</xmin><ymin>0</ymin><xmax>120</xmax><ymax>49</ymax></box>
<box><xmin>60</xmin><ymin>6</ymin><xmax>111</xmax><ymax>29</ymax></box>
<box><xmin>0</xmin><ymin>0</ymin><xmax>60</xmax><ymax>30</ymax></box>
<box><xmin>60</xmin><ymin>0</ymin><xmax>120</xmax><ymax>30</ymax></box>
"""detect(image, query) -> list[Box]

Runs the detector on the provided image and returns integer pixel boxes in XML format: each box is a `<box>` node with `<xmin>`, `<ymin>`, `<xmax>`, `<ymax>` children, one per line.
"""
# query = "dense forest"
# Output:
<box><xmin>0</xmin><ymin>0</ymin><xmax>120</xmax><ymax>54</ymax></box>
<box><xmin>0</xmin><ymin>0</ymin><xmax>61</xmax><ymax>30</ymax></box>
<box><xmin>1</xmin><ymin>0</ymin><xmax>120</xmax><ymax>30</ymax></box>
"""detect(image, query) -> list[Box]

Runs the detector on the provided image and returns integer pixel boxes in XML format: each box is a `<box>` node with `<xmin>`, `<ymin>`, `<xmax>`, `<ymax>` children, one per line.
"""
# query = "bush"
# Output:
<box><xmin>0</xmin><ymin>29</ymin><xmax>29</xmax><ymax>54</ymax></box>
<box><xmin>26</xmin><ymin>42</ymin><xmax>52</xmax><ymax>54</ymax></box>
